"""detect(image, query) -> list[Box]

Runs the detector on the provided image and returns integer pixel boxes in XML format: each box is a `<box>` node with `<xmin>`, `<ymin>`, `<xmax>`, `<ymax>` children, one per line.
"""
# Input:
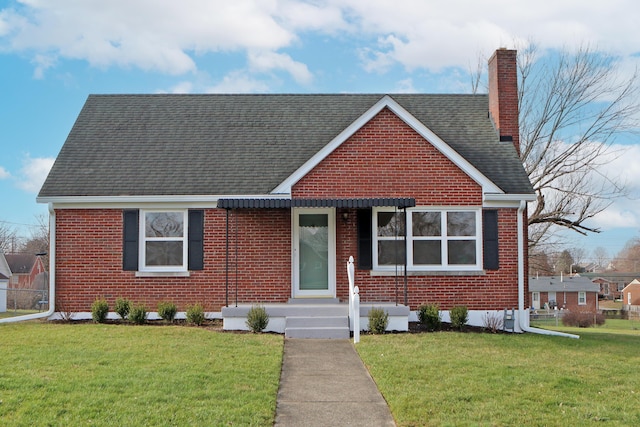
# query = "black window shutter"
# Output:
<box><xmin>483</xmin><ymin>209</ymin><xmax>499</xmax><ymax>270</ymax></box>
<box><xmin>123</xmin><ymin>210</ymin><xmax>139</xmax><ymax>271</ymax></box>
<box><xmin>357</xmin><ymin>209</ymin><xmax>373</xmax><ymax>270</ymax></box>
<box><xmin>188</xmin><ymin>210</ymin><xmax>204</xmax><ymax>270</ymax></box>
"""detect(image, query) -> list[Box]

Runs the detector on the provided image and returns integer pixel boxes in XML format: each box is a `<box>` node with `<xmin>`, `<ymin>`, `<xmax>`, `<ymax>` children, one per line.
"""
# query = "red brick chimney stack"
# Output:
<box><xmin>488</xmin><ymin>48</ymin><xmax>520</xmax><ymax>155</ymax></box>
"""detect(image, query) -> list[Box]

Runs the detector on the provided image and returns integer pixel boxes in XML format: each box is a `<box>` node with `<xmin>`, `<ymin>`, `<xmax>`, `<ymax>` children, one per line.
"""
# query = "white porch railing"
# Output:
<box><xmin>347</xmin><ymin>256</ymin><xmax>360</xmax><ymax>344</ymax></box>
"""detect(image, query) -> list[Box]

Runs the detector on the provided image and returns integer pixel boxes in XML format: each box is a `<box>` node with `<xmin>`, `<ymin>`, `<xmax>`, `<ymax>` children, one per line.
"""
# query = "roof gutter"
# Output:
<box><xmin>517</xmin><ymin>200</ymin><xmax>579</xmax><ymax>339</ymax></box>
<box><xmin>0</xmin><ymin>204</ymin><xmax>56</xmax><ymax>324</ymax></box>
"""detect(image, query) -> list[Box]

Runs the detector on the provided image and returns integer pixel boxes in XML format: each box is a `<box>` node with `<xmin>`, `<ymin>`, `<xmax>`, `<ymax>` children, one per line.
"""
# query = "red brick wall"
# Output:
<box><xmin>533</xmin><ymin>291</ymin><xmax>598</xmax><ymax>312</ymax></box>
<box><xmin>293</xmin><ymin>108</ymin><xmax>482</xmax><ymax>205</ymax></box>
<box><xmin>54</xmin><ymin>208</ymin><xmax>291</xmax><ymax>312</ymax></box>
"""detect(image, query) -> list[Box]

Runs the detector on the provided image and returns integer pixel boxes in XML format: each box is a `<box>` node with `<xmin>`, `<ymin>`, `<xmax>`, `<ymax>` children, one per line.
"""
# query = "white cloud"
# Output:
<box><xmin>248</xmin><ymin>50</ymin><xmax>312</xmax><ymax>84</ymax></box>
<box><xmin>206</xmin><ymin>70</ymin><xmax>270</xmax><ymax>94</ymax></box>
<box><xmin>16</xmin><ymin>155</ymin><xmax>55</xmax><ymax>193</ymax></box>
<box><xmin>2</xmin><ymin>0</ymin><xmax>640</xmax><ymax>87</ymax></box>
<box><xmin>0</xmin><ymin>166</ymin><xmax>11</xmax><ymax>179</ymax></box>
<box><xmin>1</xmin><ymin>0</ymin><xmax>297</xmax><ymax>75</ymax></box>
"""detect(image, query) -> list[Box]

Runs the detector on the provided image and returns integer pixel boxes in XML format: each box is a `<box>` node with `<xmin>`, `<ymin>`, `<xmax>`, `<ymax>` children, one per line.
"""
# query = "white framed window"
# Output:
<box><xmin>139</xmin><ymin>210</ymin><xmax>188</xmax><ymax>272</ymax></box>
<box><xmin>372</xmin><ymin>207</ymin><xmax>482</xmax><ymax>271</ymax></box>
<box><xmin>578</xmin><ymin>291</ymin><xmax>587</xmax><ymax>305</ymax></box>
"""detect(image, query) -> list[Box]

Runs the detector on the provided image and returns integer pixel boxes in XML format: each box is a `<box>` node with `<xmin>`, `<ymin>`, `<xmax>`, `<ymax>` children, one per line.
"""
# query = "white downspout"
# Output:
<box><xmin>0</xmin><ymin>203</ymin><xmax>56</xmax><ymax>323</ymax></box>
<box><xmin>517</xmin><ymin>200</ymin><xmax>579</xmax><ymax>339</ymax></box>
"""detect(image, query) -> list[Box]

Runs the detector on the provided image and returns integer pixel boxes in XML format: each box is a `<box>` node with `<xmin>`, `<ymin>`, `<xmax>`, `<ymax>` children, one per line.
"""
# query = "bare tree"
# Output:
<box><xmin>518</xmin><ymin>44</ymin><xmax>639</xmax><ymax>249</ymax></box>
<box><xmin>0</xmin><ymin>221</ymin><xmax>19</xmax><ymax>253</ymax></box>
<box><xmin>592</xmin><ymin>246</ymin><xmax>609</xmax><ymax>270</ymax></box>
<box><xmin>612</xmin><ymin>237</ymin><xmax>640</xmax><ymax>272</ymax></box>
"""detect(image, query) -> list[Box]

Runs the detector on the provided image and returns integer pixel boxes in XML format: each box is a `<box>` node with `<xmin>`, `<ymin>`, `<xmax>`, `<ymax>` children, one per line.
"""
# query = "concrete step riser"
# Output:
<box><xmin>285</xmin><ymin>316</ymin><xmax>348</xmax><ymax>328</ymax></box>
<box><xmin>285</xmin><ymin>327</ymin><xmax>350</xmax><ymax>339</ymax></box>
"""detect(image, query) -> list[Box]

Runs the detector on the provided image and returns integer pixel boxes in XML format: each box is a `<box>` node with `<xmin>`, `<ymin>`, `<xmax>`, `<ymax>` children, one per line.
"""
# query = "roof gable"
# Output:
<box><xmin>5</xmin><ymin>253</ymin><xmax>37</xmax><ymax>274</ymax></box>
<box><xmin>274</xmin><ymin>95</ymin><xmax>502</xmax><ymax>195</ymax></box>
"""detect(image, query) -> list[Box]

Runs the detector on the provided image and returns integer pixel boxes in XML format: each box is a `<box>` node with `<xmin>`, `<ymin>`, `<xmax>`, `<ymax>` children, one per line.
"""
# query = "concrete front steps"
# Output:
<box><xmin>284</xmin><ymin>314</ymin><xmax>350</xmax><ymax>339</ymax></box>
<box><xmin>221</xmin><ymin>299</ymin><xmax>409</xmax><ymax>338</ymax></box>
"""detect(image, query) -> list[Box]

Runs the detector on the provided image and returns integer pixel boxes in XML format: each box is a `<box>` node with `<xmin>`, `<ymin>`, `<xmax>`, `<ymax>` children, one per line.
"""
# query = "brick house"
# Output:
<box><xmin>4</xmin><ymin>253</ymin><xmax>46</xmax><ymax>289</ymax></box>
<box><xmin>37</xmin><ymin>49</ymin><xmax>535</xmax><ymax>334</ymax></box>
<box><xmin>529</xmin><ymin>275</ymin><xmax>600</xmax><ymax>312</ymax></box>
<box><xmin>622</xmin><ymin>279</ymin><xmax>640</xmax><ymax>306</ymax></box>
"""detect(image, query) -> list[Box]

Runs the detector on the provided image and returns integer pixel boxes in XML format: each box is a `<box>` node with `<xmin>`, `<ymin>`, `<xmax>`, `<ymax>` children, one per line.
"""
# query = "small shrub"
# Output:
<box><xmin>417</xmin><ymin>303</ymin><xmax>441</xmax><ymax>331</ymax></box>
<box><xmin>91</xmin><ymin>297</ymin><xmax>109</xmax><ymax>323</ymax></box>
<box><xmin>114</xmin><ymin>297</ymin><xmax>131</xmax><ymax>320</ymax></box>
<box><xmin>450</xmin><ymin>305</ymin><xmax>469</xmax><ymax>330</ymax></box>
<box><xmin>368</xmin><ymin>307</ymin><xmax>389</xmax><ymax>334</ymax></box>
<box><xmin>129</xmin><ymin>304</ymin><xmax>148</xmax><ymax>325</ymax></box>
<box><xmin>562</xmin><ymin>311</ymin><xmax>605</xmax><ymax>328</ymax></box>
<box><xmin>157</xmin><ymin>301</ymin><xmax>177</xmax><ymax>323</ymax></box>
<box><xmin>245</xmin><ymin>305</ymin><xmax>269</xmax><ymax>333</ymax></box>
<box><xmin>186</xmin><ymin>303</ymin><xmax>205</xmax><ymax>326</ymax></box>
<box><xmin>482</xmin><ymin>311</ymin><xmax>503</xmax><ymax>333</ymax></box>
<box><xmin>56</xmin><ymin>300</ymin><xmax>75</xmax><ymax>322</ymax></box>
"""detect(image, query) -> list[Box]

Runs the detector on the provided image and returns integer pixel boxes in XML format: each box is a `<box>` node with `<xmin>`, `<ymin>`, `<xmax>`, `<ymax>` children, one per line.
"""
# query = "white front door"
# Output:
<box><xmin>293</xmin><ymin>208</ymin><xmax>336</xmax><ymax>298</ymax></box>
<box><xmin>532</xmin><ymin>292</ymin><xmax>540</xmax><ymax>310</ymax></box>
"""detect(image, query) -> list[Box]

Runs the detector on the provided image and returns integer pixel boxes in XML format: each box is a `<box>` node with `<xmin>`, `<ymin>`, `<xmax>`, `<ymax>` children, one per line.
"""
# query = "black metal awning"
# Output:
<box><xmin>217</xmin><ymin>197</ymin><xmax>415</xmax><ymax>209</ymax></box>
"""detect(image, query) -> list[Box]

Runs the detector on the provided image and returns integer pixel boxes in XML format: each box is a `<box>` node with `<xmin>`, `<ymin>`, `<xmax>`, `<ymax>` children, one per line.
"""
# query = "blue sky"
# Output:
<box><xmin>1</xmin><ymin>0</ymin><xmax>639</xmax><ymax>262</ymax></box>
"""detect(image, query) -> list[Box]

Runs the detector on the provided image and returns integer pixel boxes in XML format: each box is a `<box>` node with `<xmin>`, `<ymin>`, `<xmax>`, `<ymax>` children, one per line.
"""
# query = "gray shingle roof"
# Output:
<box><xmin>529</xmin><ymin>276</ymin><xmax>600</xmax><ymax>292</ymax></box>
<box><xmin>38</xmin><ymin>94</ymin><xmax>533</xmax><ymax>198</ymax></box>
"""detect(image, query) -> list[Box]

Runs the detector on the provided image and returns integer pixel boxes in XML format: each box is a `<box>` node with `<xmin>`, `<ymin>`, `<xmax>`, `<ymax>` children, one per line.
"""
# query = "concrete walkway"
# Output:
<box><xmin>274</xmin><ymin>339</ymin><xmax>396</xmax><ymax>427</ymax></box>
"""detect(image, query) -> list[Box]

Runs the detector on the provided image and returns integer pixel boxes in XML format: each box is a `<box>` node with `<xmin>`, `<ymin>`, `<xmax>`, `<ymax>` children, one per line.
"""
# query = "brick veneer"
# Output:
<box><xmin>54</xmin><ymin>107</ymin><xmax>525</xmax><ymax>313</ymax></box>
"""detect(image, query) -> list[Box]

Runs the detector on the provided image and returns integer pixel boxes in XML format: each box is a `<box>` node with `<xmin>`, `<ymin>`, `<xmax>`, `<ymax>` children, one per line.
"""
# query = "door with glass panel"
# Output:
<box><xmin>293</xmin><ymin>208</ymin><xmax>335</xmax><ymax>297</ymax></box>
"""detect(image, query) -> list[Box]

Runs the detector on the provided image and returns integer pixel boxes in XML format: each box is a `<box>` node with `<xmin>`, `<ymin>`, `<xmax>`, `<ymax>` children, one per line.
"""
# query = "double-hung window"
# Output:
<box><xmin>578</xmin><ymin>291</ymin><xmax>587</xmax><ymax>305</ymax></box>
<box><xmin>140</xmin><ymin>211</ymin><xmax>188</xmax><ymax>272</ymax></box>
<box><xmin>373</xmin><ymin>208</ymin><xmax>482</xmax><ymax>271</ymax></box>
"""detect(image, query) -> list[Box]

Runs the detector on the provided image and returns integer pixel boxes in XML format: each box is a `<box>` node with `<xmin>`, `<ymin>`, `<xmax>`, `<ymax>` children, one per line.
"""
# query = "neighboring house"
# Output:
<box><xmin>5</xmin><ymin>253</ymin><xmax>46</xmax><ymax>290</ymax></box>
<box><xmin>37</xmin><ymin>49</ymin><xmax>535</xmax><ymax>333</ymax></box>
<box><xmin>581</xmin><ymin>273</ymin><xmax>635</xmax><ymax>301</ymax></box>
<box><xmin>4</xmin><ymin>253</ymin><xmax>47</xmax><ymax>310</ymax></box>
<box><xmin>0</xmin><ymin>252</ymin><xmax>11</xmax><ymax>313</ymax></box>
<box><xmin>622</xmin><ymin>279</ymin><xmax>640</xmax><ymax>306</ymax></box>
<box><xmin>529</xmin><ymin>275</ymin><xmax>600</xmax><ymax>312</ymax></box>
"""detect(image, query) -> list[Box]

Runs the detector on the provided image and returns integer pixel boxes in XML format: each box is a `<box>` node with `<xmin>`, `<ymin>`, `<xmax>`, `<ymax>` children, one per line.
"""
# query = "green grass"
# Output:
<box><xmin>0</xmin><ymin>322</ymin><xmax>283</xmax><ymax>426</ymax></box>
<box><xmin>0</xmin><ymin>309</ymin><xmax>39</xmax><ymax>319</ymax></box>
<box><xmin>357</xmin><ymin>330</ymin><xmax>640</xmax><ymax>426</ymax></box>
<box><xmin>531</xmin><ymin>317</ymin><xmax>640</xmax><ymax>334</ymax></box>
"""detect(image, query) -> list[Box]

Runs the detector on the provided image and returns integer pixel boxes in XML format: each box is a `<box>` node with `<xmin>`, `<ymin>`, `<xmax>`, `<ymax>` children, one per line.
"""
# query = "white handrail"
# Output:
<box><xmin>347</xmin><ymin>256</ymin><xmax>359</xmax><ymax>343</ymax></box>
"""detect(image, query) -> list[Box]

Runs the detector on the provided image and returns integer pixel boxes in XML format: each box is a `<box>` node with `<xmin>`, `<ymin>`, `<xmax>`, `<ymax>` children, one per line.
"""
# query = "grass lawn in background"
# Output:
<box><xmin>0</xmin><ymin>310</ymin><xmax>40</xmax><ymax>319</ymax></box>
<box><xmin>357</xmin><ymin>329</ymin><xmax>640</xmax><ymax>426</ymax></box>
<box><xmin>0</xmin><ymin>322</ymin><xmax>283</xmax><ymax>426</ymax></box>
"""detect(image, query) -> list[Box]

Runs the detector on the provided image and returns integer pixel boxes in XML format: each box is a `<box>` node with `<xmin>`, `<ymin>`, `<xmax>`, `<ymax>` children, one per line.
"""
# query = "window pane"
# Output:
<box><xmin>448</xmin><ymin>240</ymin><xmax>476</xmax><ymax>264</ymax></box>
<box><xmin>146</xmin><ymin>242</ymin><xmax>183</xmax><ymax>266</ymax></box>
<box><xmin>413</xmin><ymin>240</ymin><xmax>441</xmax><ymax>265</ymax></box>
<box><xmin>378</xmin><ymin>240</ymin><xmax>405</xmax><ymax>265</ymax></box>
<box><xmin>447</xmin><ymin>212</ymin><xmax>475</xmax><ymax>236</ymax></box>
<box><xmin>412</xmin><ymin>212</ymin><xmax>441</xmax><ymax>236</ymax></box>
<box><xmin>377</xmin><ymin>211</ymin><xmax>405</xmax><ymax>237</ymax></box>
<box><xmin>145</xmin><ymin>212</ymin><xmax>184</xmax><ymax>237</ymax></box>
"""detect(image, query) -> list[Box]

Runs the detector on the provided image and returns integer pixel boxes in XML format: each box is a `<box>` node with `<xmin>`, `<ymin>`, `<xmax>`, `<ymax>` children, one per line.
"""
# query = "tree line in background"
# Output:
<box><xmin>530</xmin><ymin>237</ymin><xmax>640</xmax><ymax>276</ymax></box>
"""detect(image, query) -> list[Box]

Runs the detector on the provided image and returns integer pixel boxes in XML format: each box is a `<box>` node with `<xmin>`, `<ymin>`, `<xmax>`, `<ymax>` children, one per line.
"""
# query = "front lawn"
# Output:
<box><xmin>0</xmin><ymin>322</ymin><xmax>283</xmax><ymax>426</ymax></box>
<box><xmin>357</xmin><ymin>330</ymin><xmax>640</xmax><ymax>426</ymax></box>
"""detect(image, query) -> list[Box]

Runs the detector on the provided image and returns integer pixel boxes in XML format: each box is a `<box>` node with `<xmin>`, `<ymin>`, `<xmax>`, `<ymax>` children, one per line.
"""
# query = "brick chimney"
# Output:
<box><xmin>488</xmin><ymin>48</ymin><xmax>519</xmax><ymax>155</ymax></box>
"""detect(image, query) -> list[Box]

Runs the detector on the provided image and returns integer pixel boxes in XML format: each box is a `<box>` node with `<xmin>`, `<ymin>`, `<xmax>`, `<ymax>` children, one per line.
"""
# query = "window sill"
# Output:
<box><xmin>370</xmin><ymin>270</ymin><xmax>486</xmax><ymax>277</ymax></box>
<box><xmin>135</xmin><ymin>271</ymin><xmax>191</xmax><ymax>278</ymax></box>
